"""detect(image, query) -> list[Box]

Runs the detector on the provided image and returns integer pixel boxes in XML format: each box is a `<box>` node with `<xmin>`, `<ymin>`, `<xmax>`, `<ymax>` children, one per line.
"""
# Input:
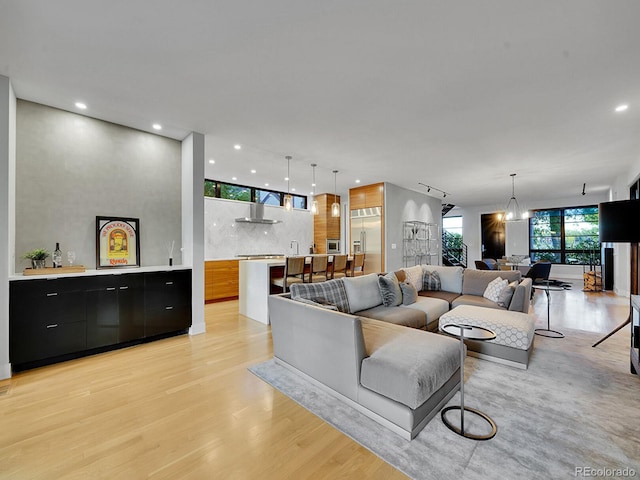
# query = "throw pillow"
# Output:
<box><xmin>402</xmin><ymin>265</ymin><xmax>423</xmax><ymax>292</ymax></box>
<box><xmin>483</xmin><ymin>277</ymin><xmax>508</xmax><ymax>303</ymax></box>
<box><xmin>342</xmin><ymin>274</ymin><xmax>383</xmax><ymax>313</ymax></box>
<box><xmin>497</xmin><ymin>281</ymin><xmax>518</xmax><ymax>308</ymax></box>
<box><xmin>289</xmin><ymin>279</ymin><xmax>350</xmax><ymax>313</ymax></box>
<box><xmin>400</xmin><ymin>282</ymin><xmax>418</xmax><ymax>305</ymax></box>
<box><xmin>378</xmin><ymin>272</ymin><xmax>403</xmax><ymax>307</ymax></box>
<box><xmin>293</xmin><ymin>296</ymin><xmax>339</xmax><ymax>310</ymax></box>
<box><xmin>422</xmin><ymin>269</ymin><xmax>441</xmax><ymax>291</ymax></box>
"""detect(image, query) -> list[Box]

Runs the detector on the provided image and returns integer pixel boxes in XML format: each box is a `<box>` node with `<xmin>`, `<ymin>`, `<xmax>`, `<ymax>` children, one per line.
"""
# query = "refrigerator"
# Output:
<box><xmin>350</xmin><ymin>207</ymin><xmax>382</xmax><ymax>273</ymax></box>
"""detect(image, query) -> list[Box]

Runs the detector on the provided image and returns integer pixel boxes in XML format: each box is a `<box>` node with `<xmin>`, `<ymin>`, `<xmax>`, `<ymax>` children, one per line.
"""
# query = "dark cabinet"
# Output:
<box><xmin>10</xmin><ymin>269</ymin><xmax>191</xmax><ymax>370</ymax></box>
<box><xmin>85</xmin><ymin>273</ymin><xmax>144</xmax><ymax>349</ymax></box>
<box><xmin>144</xmin><ymin>270</ymin><xmax>192</xmax><ymax>337</ymax></box>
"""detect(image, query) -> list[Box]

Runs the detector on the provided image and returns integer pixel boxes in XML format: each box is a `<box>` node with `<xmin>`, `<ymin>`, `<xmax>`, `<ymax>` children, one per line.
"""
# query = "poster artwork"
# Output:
<box><xmin>96</xmin><ymin>217</ymin><xmax>140</xmax><ymax>268</ymax></box>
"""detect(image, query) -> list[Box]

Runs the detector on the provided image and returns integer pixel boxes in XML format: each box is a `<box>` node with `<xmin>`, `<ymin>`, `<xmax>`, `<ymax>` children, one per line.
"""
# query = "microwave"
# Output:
<box><xmin>326</xmin><ymin>239</ymin><xmax>340</xmax><ymax>254</ymax></box>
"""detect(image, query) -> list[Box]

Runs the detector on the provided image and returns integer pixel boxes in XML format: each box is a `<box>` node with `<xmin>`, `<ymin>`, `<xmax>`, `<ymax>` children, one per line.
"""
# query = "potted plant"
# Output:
<box><xmin>23</xmin><ymin>248</ymin><xmax>50</xmax><ymax>269</ymax></box>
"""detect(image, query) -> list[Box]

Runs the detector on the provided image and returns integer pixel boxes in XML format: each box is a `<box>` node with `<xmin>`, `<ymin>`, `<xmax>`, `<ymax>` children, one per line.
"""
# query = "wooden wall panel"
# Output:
<box><xmin>313</xmin><ymin>193</ymin><xmax>340</xmax><ymax>254</ymax></box>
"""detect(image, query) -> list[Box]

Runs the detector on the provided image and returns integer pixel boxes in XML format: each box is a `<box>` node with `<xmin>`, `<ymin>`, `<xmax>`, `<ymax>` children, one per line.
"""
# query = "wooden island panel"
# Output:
<box><xmin>205</xmin><ymin>260</ymin><xmax>240</xmax><ymax>302</ymax></box>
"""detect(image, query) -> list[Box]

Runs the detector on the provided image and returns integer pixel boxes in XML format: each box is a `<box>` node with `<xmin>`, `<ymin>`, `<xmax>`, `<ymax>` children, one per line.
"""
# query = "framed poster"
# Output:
<box><xmin>96</xmin><ymin>216</ymin><xmax>140</xmax><ymax>269</ymax></box>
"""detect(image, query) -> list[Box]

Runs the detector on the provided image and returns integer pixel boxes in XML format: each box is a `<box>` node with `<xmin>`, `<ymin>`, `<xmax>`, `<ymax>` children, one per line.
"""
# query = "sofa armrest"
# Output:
<box><xmin>509</xmin><ymin>278</ymin><xmax>533</xmax><ymax>313</ymax></box>
<box><xmin>268</xmin><ymin>293</ymin><xmax>366</xmax><ymax>401</ymax></box>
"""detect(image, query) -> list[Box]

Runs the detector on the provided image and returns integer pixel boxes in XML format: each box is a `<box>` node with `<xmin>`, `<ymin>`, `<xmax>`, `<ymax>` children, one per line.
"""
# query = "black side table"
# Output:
<box><xmin>533</xmin><ymin>284</ymin><xmax>565</xmax><ymax>338</ymax></box>
<box><xmin>440</xmin><ymin>323</ymin><xmax>497</xmax><ymax>440</ymax></box>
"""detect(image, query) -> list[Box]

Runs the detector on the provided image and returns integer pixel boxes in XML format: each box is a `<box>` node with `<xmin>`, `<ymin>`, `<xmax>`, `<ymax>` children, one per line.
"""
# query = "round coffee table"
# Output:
<box><xmin>533</xmin><ymin>284</ymin><xmax>565</xmax><ymax>338</ymax></box>
<box><xmin>440</xmin><ymin>323</ymin><xmax>497</xmax><ymax>440</ymax></box>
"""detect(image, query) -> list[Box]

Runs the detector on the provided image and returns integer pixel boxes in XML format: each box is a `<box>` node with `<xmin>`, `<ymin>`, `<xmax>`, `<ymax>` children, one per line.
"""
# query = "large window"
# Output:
<box><xmin>529</xmin><ymin>206</ymin><xmax>600</xmax><ymax>265</ymax></box>
<box><xmin>204</xmin><ymin>179</ymin><xmax>307</xmax><ymax>210</ymax></box>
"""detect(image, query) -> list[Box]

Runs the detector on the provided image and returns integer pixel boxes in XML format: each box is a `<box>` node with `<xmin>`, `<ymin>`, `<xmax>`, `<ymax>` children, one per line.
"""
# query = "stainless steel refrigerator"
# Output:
<box><xmin>350</xmin><ymin>207</ymin><xmax>382</xmax><ymax>273</ymax></box>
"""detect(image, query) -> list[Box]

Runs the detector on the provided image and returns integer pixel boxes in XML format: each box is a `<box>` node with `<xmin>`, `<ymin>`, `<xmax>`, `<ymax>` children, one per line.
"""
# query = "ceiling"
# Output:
<box><xmin>1</xmin><ymin>1</ymin><xmax>639</xmax><ymax>207</ymax></box>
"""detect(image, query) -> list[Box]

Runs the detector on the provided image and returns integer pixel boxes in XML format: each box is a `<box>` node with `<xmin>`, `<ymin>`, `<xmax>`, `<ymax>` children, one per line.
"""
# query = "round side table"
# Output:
<box><xmin>440</xmin><ymin>323</ymin><xmax>497</xmax><ymax>441</ymax></box>
<box><xmin>532</xmin><ymin>284</ymin><xmax>565</xmax><ymax>338</ymax></box>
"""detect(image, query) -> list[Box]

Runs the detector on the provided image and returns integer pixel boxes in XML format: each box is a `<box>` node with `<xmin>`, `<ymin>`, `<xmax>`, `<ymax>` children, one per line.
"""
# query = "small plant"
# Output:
<box><xmin>23</xmin><ymin>248</ymin><xmax>50</xmax><ymax>261</ymax></box>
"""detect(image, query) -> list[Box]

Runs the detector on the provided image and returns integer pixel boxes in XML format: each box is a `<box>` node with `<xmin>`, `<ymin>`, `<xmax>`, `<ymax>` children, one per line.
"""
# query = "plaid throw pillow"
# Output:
<box><xmin>422</xmin><ymin>269</ymin><xmax>441</xmax><ymax>291</ymax></box>
<box><xmin>290</xmin><ymin>279</ymin><xmax>350</xmax><ymax>313</ymax></box>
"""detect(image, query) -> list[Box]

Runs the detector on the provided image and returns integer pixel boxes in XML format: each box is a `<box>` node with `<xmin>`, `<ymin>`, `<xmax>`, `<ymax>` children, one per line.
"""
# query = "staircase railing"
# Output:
<box><xmin>442</xmin><ymin>230</ymin><xmax>467</xmax><ymax>268</ymax></box>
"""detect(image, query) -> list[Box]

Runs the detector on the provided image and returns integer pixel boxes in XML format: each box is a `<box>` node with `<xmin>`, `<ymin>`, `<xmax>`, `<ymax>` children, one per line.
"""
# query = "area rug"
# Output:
<box><xmin>249</xmin><ymin>328</ymin><xmax>640</xmax><ymax>480</ymax></box>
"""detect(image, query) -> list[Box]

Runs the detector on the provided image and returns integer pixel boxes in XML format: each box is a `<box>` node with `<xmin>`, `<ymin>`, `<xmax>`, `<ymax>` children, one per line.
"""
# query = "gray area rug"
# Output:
<box><xmin>249</xmin><ymin>328</ymin><xmax>640</xmax><ymax>479</ymax></box>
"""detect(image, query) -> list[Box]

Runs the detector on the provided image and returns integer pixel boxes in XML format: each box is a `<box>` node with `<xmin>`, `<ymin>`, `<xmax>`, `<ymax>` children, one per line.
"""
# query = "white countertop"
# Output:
<box><xmin>9</xmin><ymin>265</ymin><xmax>191</xmax><ymax>281</ymax></box>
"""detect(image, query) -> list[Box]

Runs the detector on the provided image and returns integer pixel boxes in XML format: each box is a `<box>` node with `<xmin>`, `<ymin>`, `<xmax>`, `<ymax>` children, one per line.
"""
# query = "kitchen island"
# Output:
<box><xmin>238</xmin><ymin>258</ymin><xmax>287</xmax><ymax>324</ymax></box>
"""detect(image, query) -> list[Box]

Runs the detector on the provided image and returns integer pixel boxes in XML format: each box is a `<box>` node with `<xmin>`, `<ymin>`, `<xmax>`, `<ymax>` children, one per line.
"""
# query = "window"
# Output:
<box><xmin>529</xmin><ymin>206</ymin><xmax>600</xmax><ymax>265</ymax></box>
<box><xmin>204</xmin><ymin>179</ymin><xmax>307</xmax><ymax>210</ymax></box>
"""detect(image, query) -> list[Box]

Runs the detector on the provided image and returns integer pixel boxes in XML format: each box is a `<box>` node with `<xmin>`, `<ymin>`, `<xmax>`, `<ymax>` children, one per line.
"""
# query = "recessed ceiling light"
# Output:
<box><xmin>615</xmin><ymin>104</ymin><xmax>629</xmax><ymax>112</ymax></box>
<box><xmin>234</xmin><ymin>144</ymin><xmax>242</xmax><ymax>150</ymax></box>
<box><xmin>209</xmin><ymin>159</ymin><xmax>215</xmax><ymax>164</ymax></box>
<box><xmin>75</xmin><ymin>102</ymin><xmax>87</xmax><ymax>110</ymax></box>
<box><xmin>152</xmin><ymin>123</ymin><xmax>162</xmax><ymax>130</ymax></box>
<box><xmin>355</xmin><ymin>179</ymin><xmax>361</xmax><ymax>184</ymax></box>
<box><xmin>264</xmin><ymin>183</ymin><xmax>269</xmax><ymax>187</ymax></box>
<box><xmin>284</xmin><ymin>176</ymin><xmax>289</xmax><ymax>181</ymax></box>
<box><xmin>251</xmin><ymin>169</ymin><xmax>256</xmax><ymax>174</ymax></box>
<box><xmin>292</xmin><ymin>188</ymin><xmax>296</xmax><ymax>192</ymax></box>
<box><xmin>232</xmin><ymin>177</ymin><xmax>237</xmax><ymax>181</ymax></box>
<box><xmin>312</xmin><ymin>182</ymin><xmax>316</xmax><ymax>187</ymax></box>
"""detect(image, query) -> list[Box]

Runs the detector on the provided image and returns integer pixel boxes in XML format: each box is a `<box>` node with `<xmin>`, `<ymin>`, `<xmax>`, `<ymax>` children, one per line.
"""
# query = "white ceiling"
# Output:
<box><xmin>1</xmin><ymin>1</ymin><xmax>639</xmax><ymax>207</ymax></box>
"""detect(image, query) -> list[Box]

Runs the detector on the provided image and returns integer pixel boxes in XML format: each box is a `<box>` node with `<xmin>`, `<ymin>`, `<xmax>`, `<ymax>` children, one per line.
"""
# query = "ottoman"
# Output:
<box><xmin>439</xmin><ymin>305</ymin><xmax>535</xmax><ymax>369</ymax></box>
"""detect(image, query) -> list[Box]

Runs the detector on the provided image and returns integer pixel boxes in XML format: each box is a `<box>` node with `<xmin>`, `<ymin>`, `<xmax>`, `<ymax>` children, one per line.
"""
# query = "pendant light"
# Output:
<box><xmin>310</xmin><ymin>163</ymin><xmax>319</xmax><ymax>215</ymax></box>
<box><xmin>504</xmin><ymin>173</ymin><xmax>527</xmax><ymax>221</ymax></box>
<box><xmin>331</xmin><ymin>170</ymin><xmax>340</xmax><ymax>218</ymax></box>
<box><xmin>283</xmin><ymin>156</ymin><xmax>293</xmax><ymax>211</ymax></box>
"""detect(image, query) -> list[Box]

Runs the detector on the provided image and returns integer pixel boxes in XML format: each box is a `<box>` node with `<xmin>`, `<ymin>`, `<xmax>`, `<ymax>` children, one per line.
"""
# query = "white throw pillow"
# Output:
<box><xmin>402</xmin><ymin>265</ymin><xmax>424</xmax><ymax>292</ymax></box>
<box><xmin>483</xmin><ymin>277</ymin><xmax>508</xmax><ymax>303</ymax></box>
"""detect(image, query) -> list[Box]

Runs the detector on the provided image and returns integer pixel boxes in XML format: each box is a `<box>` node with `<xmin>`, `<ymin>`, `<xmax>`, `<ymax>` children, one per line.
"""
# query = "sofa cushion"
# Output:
<box><xmin>418</xmin><ymin>289</ymin><xmax>461</xmax><ymax>305</ymax></box>
<box><xmin>378</xmin><ymin>272</ymin><xmax>403</xmax><ymax>307</ymax></box>
<box><xmin>402</xmin><ymin>265</ymin><xmax>423</xmax><ymax>292</ymax></box>
<box><xmin>356</xmin><ymin>304</ymin><xmax>426</xmax><ymax>329</ymax></box>
<box><xmin>290</xmin><ymin>279</ymin><xmax>350</xmax><ymax>313</ymax></box>
<box><xmin>483</xmin><ymin>277</ymin><xmax>508</xmax><ymax>303</ymax></box>
<box><xmin>401</xmin><ymin>297</ymin><xmax>450</xmax><ymax>326</ymax></box>
<box><xmin>292</xmin><ymin>296</ymin><xmax>339</xmax><ymax>310</ymax></box>
<box><xmin>422</xmin><ymin>265</ymin><xmax>463</xmax><ymax>294</ymax></box>
<box><xmin>462</xmin><ymin>269</ymin><xmax>521</xmax><ymax>296</ymax></box>
<box><xmin>452</xmin><ymin>294</ymin><xmax>504</xmax><ymax>310</ymax></box>
<box><xmin>343</xmin><ymin>274</ymin><xmax>383</xmax><ymax>313</ymax></box>
<box><xmin>399</xmin><ymin>282</ymin><xmax>418</xmax><ymax>305</ymax></box>
<box><xmin>360</xmin><ymin>318</ymin><xmax>460</xmax><ymax>409</ymax></box>
<box><xmin>422</xmin><ymin>269</ymin><xmax>441</xmax><ymax>291</ymax></box>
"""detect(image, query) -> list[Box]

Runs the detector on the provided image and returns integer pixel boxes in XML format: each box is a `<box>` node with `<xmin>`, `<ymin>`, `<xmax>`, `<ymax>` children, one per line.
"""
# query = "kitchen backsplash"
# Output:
<box><xmin>204</xmin><ymin>197</ymin><xmax>314</xmax><ymax>259</ymax></box>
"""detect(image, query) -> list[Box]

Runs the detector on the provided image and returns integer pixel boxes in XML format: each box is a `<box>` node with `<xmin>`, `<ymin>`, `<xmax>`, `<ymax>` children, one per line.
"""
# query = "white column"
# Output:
<box><xmin>182</xmin><ymin>132</ymin><xmax>206</xmax><ymax>335</ymax></box>
<box><xmin>0</xmin><ymin>75</ymin><xmax>16</xmax><ymax>379</ymax></box>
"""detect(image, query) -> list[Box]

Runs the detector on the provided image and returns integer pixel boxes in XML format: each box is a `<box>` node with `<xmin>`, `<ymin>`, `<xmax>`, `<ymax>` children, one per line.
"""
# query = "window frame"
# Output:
<box><xmin>529</xmin><ymin>205</ymin><xmax>600</xmax><ymax>265</ymax></box>
<box><xmin>204</xmin><ymin>179</ymin><xmax>307</xmax><ymax>210</ymax></box>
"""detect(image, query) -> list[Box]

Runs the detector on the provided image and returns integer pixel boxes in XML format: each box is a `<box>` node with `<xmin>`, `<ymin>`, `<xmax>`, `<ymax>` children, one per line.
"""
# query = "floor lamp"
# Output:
<box><xmin>592</xmin><ymin>199</ymin><xmax>640</xmax><ymax>352</ymax></box>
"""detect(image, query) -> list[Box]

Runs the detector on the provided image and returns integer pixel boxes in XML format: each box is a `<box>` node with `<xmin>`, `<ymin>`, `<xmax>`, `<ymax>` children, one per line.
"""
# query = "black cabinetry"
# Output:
<box><xmin>10</xmin><ymin>269</ymin><xmax>192</xmax><ymax>371</ymax></box>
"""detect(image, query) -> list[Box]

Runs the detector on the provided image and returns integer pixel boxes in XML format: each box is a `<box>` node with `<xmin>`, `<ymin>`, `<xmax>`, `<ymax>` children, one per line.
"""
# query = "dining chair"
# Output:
<box><xmin>271</xmin><ymin>256</ymin><xmax>306</xmax><ymax>292</ymax></box>
<box><xmin>330</xmin><ymin>254</ymin><xmax>348</xmax><ymax>279</ymax></box>
<box><xmin>347</xmin><ymin>253</ymin><xmax>365</xmax><ymax>277</ymax></box>
<box><xmin>307</xmin><ymin>255</ymin><xmax>329</xmax><ymax>283</ymax></box>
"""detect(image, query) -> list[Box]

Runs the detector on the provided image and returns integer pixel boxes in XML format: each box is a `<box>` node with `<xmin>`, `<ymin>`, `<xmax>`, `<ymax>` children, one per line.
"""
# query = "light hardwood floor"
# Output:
<box><xmin>0</xmin><ymin>283</ymin><xmax>631</xmax><ymax>479</ymax></box>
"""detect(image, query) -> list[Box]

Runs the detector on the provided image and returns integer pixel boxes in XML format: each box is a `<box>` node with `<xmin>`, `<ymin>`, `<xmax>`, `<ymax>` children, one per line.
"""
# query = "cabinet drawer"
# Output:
<box><xmin>85</xmin><ymin>273</ymin><xmax>144</xmax><ymax>290</ymax></box>
<box><xmin>11</xmin><ymin>277</ymin><xmax>85</xmax><ymax>298</ymax></box>
<box><xmin>12</xmin><ymin>290</ymin><xmax>86</xmax><ymax>328</ymax></box>
<box><xmin>10</xmin><ymin>320</ymin><xmax>86</xmax><ymax>364</ymax></box>
<box><xmin>145</xmin><ymin>305</ymin><xmax>191</xmax><ymax>337</ymax></box>
<box><xmin>144</xmin><ymin>271</ymin><xmax>191</xmax><ymax>308</ymax></box>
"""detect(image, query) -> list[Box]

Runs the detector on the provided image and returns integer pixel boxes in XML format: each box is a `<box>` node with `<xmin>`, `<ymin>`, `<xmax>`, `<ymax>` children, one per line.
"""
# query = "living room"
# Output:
<box><xmin>1</xmin><ymin>2</ymin><xmax>640</xmax><ymax>478</ymax></box>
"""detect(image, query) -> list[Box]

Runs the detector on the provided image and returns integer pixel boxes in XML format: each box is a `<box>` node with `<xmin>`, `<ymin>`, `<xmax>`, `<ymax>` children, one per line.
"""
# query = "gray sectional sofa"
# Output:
<box><xmin>267</xmin><ymin>265</ymin><xmax>536</xmax><ymax>439</ymax></box>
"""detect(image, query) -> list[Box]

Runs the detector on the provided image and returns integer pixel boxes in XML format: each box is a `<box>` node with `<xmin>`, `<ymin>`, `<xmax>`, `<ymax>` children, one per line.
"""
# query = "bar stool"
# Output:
<box><xmin>330</xmin><ymin>254</ymin><xmax>348</xmax><ymax>279</ymax></box>
<box><xmin>347</xmin><ymin>253</ymin><xmax>365</xmax><ymax>277</ymax></box>
<box><xmin>271</xmin><ymin>256</ymin><xmax>306</xmax><ymax>292</ymax></box>
<box><xmin>307</xmin><ymin>255</ymin><xmax>329</xmax><ymax>283</ymax></box>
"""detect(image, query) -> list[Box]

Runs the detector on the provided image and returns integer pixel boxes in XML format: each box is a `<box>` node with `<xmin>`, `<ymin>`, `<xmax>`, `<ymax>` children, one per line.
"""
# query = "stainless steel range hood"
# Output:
<box><xmin>235</xmin><ymin>203</ymin><xmax>281</xmax><ymax>224</ymax></box>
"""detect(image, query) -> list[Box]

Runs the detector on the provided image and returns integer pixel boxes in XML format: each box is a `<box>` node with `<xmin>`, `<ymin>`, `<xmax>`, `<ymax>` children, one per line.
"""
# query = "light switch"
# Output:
<box><xmin>391</xmin><ymin>243</ymin><xmax>396</xmax><ymax>249</ymax></box>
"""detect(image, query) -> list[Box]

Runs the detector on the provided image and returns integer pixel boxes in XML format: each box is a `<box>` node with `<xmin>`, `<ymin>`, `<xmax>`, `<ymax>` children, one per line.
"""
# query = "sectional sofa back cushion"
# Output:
<box><xmin>343</xmin><ymin>274</ymin><xmax>384</xmax><ymax>313</ymax></box>
<box><xmin>462</xmin><ymin>269</ymin><xmax>521</xmax><ymax>296</ymax></box>
<box><xmin>378</xmin><ymin>272</ymin><xmax>403</xmax><ymax>307</ymax></box>
<box><xmin>290</xmin><ymin>279</ymin><xmax>351</xmax><ymax>313</ymax></box>
<box><xmin>423</xmin><ymin>265</ymin><xmax>464</xmax><ymax>294</ymax></box>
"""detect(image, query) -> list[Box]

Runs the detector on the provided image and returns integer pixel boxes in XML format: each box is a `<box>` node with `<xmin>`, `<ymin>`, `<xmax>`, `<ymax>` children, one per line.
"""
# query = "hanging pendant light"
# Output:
<box><xmin>310</xmin><ymin>163</ymin><xmax>319</xmax><ymax>215</ymax></box>
<box><xmin>283</xmin><ymin>156</ymin><xmax>293</xmax><ymax>211</ymax></box>
<box><xmin>504</xmin><ymin>173</ymin><xmax>528</xmax><ymax>221</ymax></box>
<box><xmin>331</xmin><ymin>170</ymin><xmax>340</xmax><ymax>218</ymax></box>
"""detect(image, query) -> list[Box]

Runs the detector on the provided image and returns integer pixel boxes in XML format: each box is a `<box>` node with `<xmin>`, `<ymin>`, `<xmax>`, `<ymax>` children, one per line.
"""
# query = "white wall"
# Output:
<box><xmin>449</xmin><ymin>191</ymin><xmax>608</xmax><ymax>280</ymax></box>
<box><xmin>204</xmin><ymin>197</ymin><xmax>314</xmax><ymax>259</ymax></box>
<box><xmin>384</xmin><ymin>183</ymin><xmax>442</xmax><ymax>272</ymax></box>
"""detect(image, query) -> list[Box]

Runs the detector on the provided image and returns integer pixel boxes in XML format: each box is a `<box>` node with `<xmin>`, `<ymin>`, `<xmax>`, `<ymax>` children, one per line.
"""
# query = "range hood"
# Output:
<box><xmin>235</xmin><ymin>203</ymin><xmax>281</xmax><ymax>224</ymax></box>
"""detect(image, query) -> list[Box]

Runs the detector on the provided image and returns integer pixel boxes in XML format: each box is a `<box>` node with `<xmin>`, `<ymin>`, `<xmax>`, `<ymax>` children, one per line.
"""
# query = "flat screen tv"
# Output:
<box><xmin>599</xmin><ymin>199</ymin><xmax>640</xmax><ymax>243</ymax></box>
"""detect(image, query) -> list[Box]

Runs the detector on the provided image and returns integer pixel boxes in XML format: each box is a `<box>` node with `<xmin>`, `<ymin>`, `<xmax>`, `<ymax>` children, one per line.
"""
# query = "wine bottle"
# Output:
<box><xmin>53</xmin><ymin>242</ymin><xmax>62</xmax><ymax>268</ymax></box>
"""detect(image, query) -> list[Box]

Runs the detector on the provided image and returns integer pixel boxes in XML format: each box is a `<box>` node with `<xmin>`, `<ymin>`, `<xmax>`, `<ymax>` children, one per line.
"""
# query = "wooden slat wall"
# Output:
<box><xmin>205</xmin><ymin>260</ymin><xmax>240</xmax><ymax>302</ymax></box>
<box><xmin>349</xmin><ymin>183</ymin><xmax>385</xmax><ymax>268</ymax></box>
